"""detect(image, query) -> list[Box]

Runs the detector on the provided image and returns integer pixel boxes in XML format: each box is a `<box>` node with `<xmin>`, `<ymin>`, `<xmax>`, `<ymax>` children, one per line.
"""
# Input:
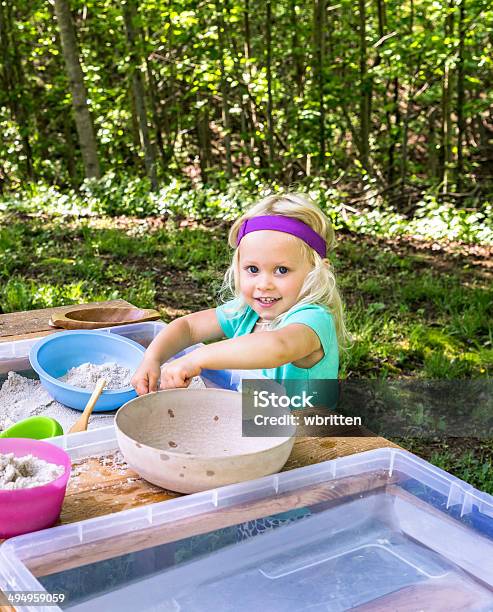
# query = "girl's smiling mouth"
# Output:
<box><xmin>255</xmin><ymin>297</ymin><xmax>281</xmax><ymax>308</ymax></box>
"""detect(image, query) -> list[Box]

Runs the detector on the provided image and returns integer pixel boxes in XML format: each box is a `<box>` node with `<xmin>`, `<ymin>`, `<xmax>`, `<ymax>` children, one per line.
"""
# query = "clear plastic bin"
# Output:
<box><xmin>0</xmin><ymin>320</ymin><xmax>265</xmax><ymax>391</ymax></box>
<box><xmin>0</xmin><ymin>320</ymin><xmax>265</xmax><ymax>438</ymax></box>
<box><xmin>1</xmin><ymin>447</ymin><xmax>493</xmax><ymax>611</ymax></box>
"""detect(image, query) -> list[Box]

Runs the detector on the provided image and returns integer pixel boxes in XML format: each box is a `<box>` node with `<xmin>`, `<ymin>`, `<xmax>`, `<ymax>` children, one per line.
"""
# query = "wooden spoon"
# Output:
<box><xmin>69</xmin><ymin>379</ymin><xmax>107</xmax><ymax>434</ymax></box>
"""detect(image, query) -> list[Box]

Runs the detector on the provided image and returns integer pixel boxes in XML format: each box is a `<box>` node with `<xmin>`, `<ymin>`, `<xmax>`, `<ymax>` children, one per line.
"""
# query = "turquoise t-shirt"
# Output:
<box><xmin>215</xmin><ymin>299</ymin><xmax>339</xmax><ymax>380</ymax></box>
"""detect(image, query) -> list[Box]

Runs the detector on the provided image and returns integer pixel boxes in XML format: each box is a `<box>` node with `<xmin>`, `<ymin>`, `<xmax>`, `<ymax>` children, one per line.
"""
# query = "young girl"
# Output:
<box><xmin>131</xmin><ymin>193</ymin><xmax>348</xmax><ymax>557</ymax></box>
<box><xmin>132</xmin><ymin>192</ymin><xmax>347</xmax><ymax>393</ymax></box>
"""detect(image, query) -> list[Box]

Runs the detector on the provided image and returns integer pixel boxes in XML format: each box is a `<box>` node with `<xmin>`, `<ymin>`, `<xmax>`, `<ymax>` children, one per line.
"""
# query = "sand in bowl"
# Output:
<box><xmin>0</xmin><ymin>452</ymin><xmax>64</xmax><ymax>490</ymax></box>
<box><xmin>0</xmin><ymin>372</ymin><xmax>115</xmax><ymax>433</ymax></box>
<box><xmin>0</xmin><ymin>365</ymin><xmax>206</xmax><ymax>435</ymax></box>
<box><xmin>59</xmin><ymin>362</ymin><xmax>132</xmax><ymax>390</ymax></box>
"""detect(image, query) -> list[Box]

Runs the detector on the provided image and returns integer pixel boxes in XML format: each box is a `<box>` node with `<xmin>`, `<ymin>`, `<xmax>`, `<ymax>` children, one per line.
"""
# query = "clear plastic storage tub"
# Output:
<box><xmin>0</xmin><ymin>320</ymin><xmax>261</xmax><ymax>391</ymax></box>
<box><xmin>1</xmin><ymin>447</ymin><xmax>493</xmax><ymax>611</ymax></box>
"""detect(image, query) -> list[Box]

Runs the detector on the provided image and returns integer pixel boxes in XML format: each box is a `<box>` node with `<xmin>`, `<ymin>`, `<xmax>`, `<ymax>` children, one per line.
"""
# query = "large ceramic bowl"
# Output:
<box><xmin>29</xmin><ymin>330</ymin><xmax>145</xmax><ymax>411</ymax></box>
<box><xmin>115</xmin><ymin>388</ymin><xmax>295</xmax><ymax>493</ymax></box>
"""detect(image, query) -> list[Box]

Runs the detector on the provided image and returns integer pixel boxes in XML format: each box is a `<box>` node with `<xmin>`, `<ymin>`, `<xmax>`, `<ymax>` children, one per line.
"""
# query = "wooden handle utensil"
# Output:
<box><xmin>69</xmin><ymin>379</ymin><xmax>107</xmax><ymax>434</ymax></box>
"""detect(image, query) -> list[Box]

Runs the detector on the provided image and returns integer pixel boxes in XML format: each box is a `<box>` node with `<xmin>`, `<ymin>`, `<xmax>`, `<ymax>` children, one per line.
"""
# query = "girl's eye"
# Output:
<box><xmin>246</xmin><ymin>265</ymin><xmax>259</xmax><ymax>274</ymax></box>
<box><xmin>277</xmin><ymin>266</ymin><xmax>289</xmax><ymax>274</ymax></box>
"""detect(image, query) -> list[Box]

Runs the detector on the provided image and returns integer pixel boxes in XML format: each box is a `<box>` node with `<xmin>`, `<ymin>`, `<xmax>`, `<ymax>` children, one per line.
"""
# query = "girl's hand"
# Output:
<box><xmin>160</xmin><ymin>355</ymin><xmax>202</xmax><ymax>389</ymax></box>
<box><xmin>131</xmin><ymin>357</ymin><xmax>162</xmax><ymax>395</ymax></box>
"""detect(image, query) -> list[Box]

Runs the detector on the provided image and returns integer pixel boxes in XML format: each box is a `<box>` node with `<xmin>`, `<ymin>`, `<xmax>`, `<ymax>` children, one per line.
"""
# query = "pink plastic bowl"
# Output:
<box><xmin>0</xmin><ymin>438</ymin><xmax>71</xmax><ymax>538</ymax></box>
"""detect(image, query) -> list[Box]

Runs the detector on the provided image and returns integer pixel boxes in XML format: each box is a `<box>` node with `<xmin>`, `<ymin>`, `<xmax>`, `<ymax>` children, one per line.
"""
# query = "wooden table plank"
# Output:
<box><xmin>286</xmin><ymin>435</ymin><xmax>397</xmax><ymax>470</ymax></box>
<box><xmin>0</xmin><ymin>436</ymin><xmax>397</xmax><ymax>559</ymax></box>
<box><xmin>0</xmin><ymin>299</ymin><xmax>133</xmax><ymax>343</ymax></box>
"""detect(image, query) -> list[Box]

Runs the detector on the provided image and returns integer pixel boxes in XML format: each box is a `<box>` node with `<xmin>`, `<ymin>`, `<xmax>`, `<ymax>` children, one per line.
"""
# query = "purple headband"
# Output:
<box><xmin>236</xmin><ymin>215</ymin><xmax>326</xmax><ymax>258</ymax></box>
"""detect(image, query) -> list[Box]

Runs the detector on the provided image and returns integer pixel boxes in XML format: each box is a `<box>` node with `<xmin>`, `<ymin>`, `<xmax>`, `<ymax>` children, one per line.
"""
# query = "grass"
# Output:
<box><xmin>1</xmin><ymin>211</ymin><xmax>491</xmax><ymax>377</ymax></box>
<box><xmin>0</xmin><ymin>207</ymin><xmax>492</xmax><ymax>490</ymax></box>
<box><xmin>402</xmin><ymin>438</ymin><xmax>493</xmax><ymax>494</ymax></box>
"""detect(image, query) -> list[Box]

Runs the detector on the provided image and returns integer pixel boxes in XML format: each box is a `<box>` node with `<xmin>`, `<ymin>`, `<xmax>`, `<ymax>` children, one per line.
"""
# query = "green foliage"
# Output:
<box><xmin>1</xmin><ymin>180</ymin><xmax>491</xmax><ymax>377</ymax></box>
<box><xmin>0</xmin><ymin>278</ymin><xmax>34</xmax><ymax>312</ymax></box>
<box><xmin>117</xmin><ymin>277</ymin><xmax>157</xmax><ymax>310</ymax></box>
<box><xmin>80</xmin><ymin>174</ymin><xmax>156</xmax><ymax>216</ymax></box>
<box><xmin>331</xmin><ymin>196</ymin><xmax>493</xmax><ymax>244</ymax></box>
<box><xmin>2</xmin><ymin>176</ymin><xmax>492</xmax><ymax>245</ymax></box>
<box><xmin>435</xmin><ymin>449</ymin><xmax>493</xmax><ymax>493</ymax></box>
<box><xmin>1</xmin><ymin>0</ymin><xmax>493</xmax><ymax>205</ymax></box>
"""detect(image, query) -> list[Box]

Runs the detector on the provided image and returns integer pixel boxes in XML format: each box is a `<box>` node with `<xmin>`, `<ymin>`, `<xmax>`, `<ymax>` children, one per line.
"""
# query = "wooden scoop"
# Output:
<box><xmin>49</xmin><ymin>307</ymin><xmax>160</xmax><ymax>330</ymax></box>
<box><xmin>69</xmin><ymin>379</ymin><xmax>106</xmax><ymax>434</ymax></box>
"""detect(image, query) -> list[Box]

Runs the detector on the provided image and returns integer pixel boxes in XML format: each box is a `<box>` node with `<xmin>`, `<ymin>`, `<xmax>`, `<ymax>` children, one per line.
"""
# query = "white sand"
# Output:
<box><xmin>0</xmin><ymin>452</ymin><xmax>64</xmax><ymax>490</ymax></box>
<box><xmin>0</xmin><ymin>372</ymin><xmax>114</xmax><ymax>433</ymax></box>
<box><xmin>60</xmin><ymin>362</ymin><xmax>131</xmax><ymax>390</ymax></box>
<box><xmin>0</xmin><ymin>369</ymin><xmax>207</xmax><ymax>435</ymax></box>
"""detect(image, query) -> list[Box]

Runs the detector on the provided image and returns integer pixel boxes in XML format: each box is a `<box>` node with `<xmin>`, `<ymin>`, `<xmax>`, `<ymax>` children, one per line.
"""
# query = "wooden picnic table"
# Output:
<box><xmin>0</xmin><ymin>301</ymin><xmax>396</xmax><ymax>600</ymax></box>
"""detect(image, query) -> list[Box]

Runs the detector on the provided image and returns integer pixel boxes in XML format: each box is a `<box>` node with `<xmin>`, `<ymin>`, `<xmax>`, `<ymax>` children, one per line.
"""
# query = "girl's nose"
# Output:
<box><xmin>256</xmin><ymin>274</ymin><xmax>275</xmax><ymax>290</ymax></box>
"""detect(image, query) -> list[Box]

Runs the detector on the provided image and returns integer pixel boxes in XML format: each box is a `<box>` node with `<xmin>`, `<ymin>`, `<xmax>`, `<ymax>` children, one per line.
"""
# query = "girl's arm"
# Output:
<box><xmin>132</xmin><ymin>309</ymin><xmax>224</xmax><ymax>394</ymax></box>
<box><xmin>161</xmin><ymin>324</ymin><xmax>321</xmax><ymax>388</ymax></box>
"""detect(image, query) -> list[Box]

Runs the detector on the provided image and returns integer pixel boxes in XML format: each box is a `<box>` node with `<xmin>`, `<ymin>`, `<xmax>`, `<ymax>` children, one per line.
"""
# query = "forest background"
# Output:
<box><xmin>0</xmin><ymin>0</ymin><xmax>492</xmax><ymax>488</ymax></box>
<box><xmin>2</xmin><ymin>0</ymin><xmax>493</xmax><ymax>204</ymax></box>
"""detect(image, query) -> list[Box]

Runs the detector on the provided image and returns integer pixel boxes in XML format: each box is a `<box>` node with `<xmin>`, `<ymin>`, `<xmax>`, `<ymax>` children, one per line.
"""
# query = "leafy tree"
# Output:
<box><xmin>0</xmin><ymin>0</ymin><xmax>492</xmax><ymax>205</ymax></box>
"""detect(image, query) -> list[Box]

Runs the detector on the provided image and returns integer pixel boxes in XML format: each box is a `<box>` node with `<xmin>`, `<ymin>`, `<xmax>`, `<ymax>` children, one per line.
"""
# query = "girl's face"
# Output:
<box><xmin>238</xmin><ymin>230</ymin><xmax>312</xmax><ymax>320</ymax></box>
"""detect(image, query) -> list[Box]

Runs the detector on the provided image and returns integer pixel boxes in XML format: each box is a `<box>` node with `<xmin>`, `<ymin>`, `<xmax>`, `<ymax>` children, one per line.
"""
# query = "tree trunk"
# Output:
<box><xmin>440</xmin><ymin>2</ymin><xmax>454</xmax><ymax>192</ymax></box>
<box><xmin>266</xmin><ymin>0</ymin><xmax>275</xmax><ymax>173</ymax></box>
<box><xmin>290</xmin><ymin>0</ymin><xmax>304</xmax><ymax>97</ymax></box>
<box><xmin>375</xmin><ymin>0</ymin><xmax>399</xmax><ymax>186</ymax></box>
<box><xmin>376</xmin><ymin>0</ymin><xmax>386</xmax><ymax>33</ymax></box>
<box><xmin>129</xmin><ymin>86</ymin><xmax>142</xmax><ymax>153</ymax></box>
<box><xmin>243</xmin><ymin>0</ymin><xmax>254</xmax><ymax>157</ymax></box>
<box><xmin>388</xmin><ymin>77</ymin><xmax>400</xmax><ymax>185</ymax></box>
<box><xmin>313</xmin><ymin>0</ymin><xmax>327</xmax><ymax>170</ymax></box>
<box><xmin>197</xmin><ymin>96</ymin><xmax>211</xmax><ymax>182</ymax></box>
<box><xmin>401</xmin><ymin>97</ymin><xmax>411</xmax><ymax>186</ymax></box>
<box><xmin>0</xmin><ymin>1</ymin><xmax>34</xmax><ymax>181</ymax></box>
<box><xmin>441</xmin><ymin>63</ymin><xmax>452</xmax><ymax>192</ymax></box>
<box><xmin>53</xmin><ymin>0</ymin><xmax>100</xmax><ymax>179</ymax></box>
<box><xmin>63</xmin><ymin>111</ymin><xmax>77</xmax><ymax>184</ymax></box>
<box><xmin>216</xmin><ymin>0</ymin><xmax>233</xmax><ymax>178</ymax></box>
<box><xmin>456</xmin><ymin>0</ymin><xmax>465</xmax><ymax>191</ymax></box>
<box><xmin>358</xmin><ymin>0</ymin><xmax>370</xmax><ymax>171</ymax></box>
<box><xmin>160</xmin><ymin>3</ymin><xmax>174</xmax><ymax>154</ymax></box>
<box><xmin>123</xmin><ymin>0</ymin><xmax>157</xmax><ymax>190</ymax></box>
<box><xmin>243</xmin><ymin>0</ymin><xmax>264</xmax><ymax>163</ymax></box>
<box><xmin>243</xmin><ymin>0</ymin><xmax>252</xmax><ymax>61</ymax></box>
<box><xmin>144</xmin><ymin>45</ymin><xmax>167</xmax><ymax>167</ymax></box>
<box><xmin>427</xmin><ymin>108</ymin><xmax>439</xmax><ymax>180</ymax></box>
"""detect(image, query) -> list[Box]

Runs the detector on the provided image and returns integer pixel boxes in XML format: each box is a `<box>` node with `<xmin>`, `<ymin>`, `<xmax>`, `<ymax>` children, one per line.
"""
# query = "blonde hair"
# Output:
<box><xmin>220</xmin><ymin>192</ymin><xmax>350</xmax><ymax>351</ymax></box>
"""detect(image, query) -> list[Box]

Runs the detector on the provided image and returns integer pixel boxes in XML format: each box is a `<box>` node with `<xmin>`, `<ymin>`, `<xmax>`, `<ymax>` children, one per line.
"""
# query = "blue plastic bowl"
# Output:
<box><xmin>29</xmin><ymin>331</ymin><xmax>145</xmax><ymax>412</ymax></box>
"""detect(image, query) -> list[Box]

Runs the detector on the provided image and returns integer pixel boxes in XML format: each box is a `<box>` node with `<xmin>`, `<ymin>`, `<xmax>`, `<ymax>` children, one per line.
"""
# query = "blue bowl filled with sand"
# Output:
<box><xmin>29</xmin><ymin>331</ymin><xmax>145</xmax><ymax>411</ymax></box>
